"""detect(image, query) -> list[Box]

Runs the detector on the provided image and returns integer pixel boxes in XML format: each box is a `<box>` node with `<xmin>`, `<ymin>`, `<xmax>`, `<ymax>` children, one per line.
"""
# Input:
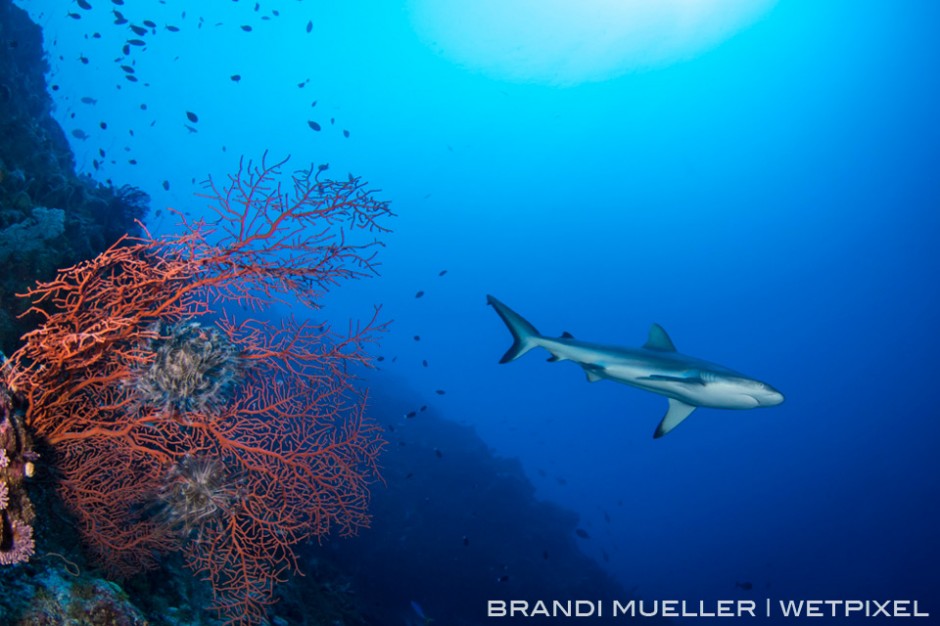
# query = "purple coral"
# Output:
<box><xmin>0</xmin><ymin>517</ymin><xmax>34</xmax><ymax>565</ymax></box>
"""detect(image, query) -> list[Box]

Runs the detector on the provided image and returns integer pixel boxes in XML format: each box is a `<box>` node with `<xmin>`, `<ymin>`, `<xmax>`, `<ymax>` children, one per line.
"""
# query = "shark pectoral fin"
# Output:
<box><xmin>583</xmin><ymin>363</ymin><xmax>604</xmax><ymax>383</ymax></box>
<box><xmin>653</xmin><ymin>399</ymin><xmax>697</xmax><ymax>439</ymax></box>
<box><xmin>639</xmin><ymin>373</ymin><xmax>706</xmax><ymax>385</ymax></box>
<box><xmin>547</xmin><ymin>355</ymin><xmax>561</xmax><ymax>362</ymax></box>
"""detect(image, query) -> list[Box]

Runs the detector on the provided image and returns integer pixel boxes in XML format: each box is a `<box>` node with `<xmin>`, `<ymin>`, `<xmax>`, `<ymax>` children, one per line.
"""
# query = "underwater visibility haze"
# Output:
<box><xmin>1</xmin><ymin>0</ymin><xmax>938</xmax><ymax>624</ymax></box>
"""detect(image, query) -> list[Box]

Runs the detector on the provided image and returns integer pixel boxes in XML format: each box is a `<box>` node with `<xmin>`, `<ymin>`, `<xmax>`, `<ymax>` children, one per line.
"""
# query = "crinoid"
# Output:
<box><xmin>131</xmin><ymin>320</ymin><xmax>241</xmax><ymax>418</ymax></box>
<box><xmin>154</xmin><ymin>456</ymin><xmax>243</xmax><ymax>542</ymax></box>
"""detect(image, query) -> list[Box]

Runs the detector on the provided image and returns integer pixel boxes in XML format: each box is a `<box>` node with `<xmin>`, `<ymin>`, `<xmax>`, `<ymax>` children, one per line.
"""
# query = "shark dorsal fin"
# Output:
<box><xmin>561</xmin><ymin>331</ymin><xmax>574</xmax><ymax>339</ymax></box>
<box><xmin>643</xmin><ymin>323</ymin><xmax>676</xmax><ymax>352</ymax></box>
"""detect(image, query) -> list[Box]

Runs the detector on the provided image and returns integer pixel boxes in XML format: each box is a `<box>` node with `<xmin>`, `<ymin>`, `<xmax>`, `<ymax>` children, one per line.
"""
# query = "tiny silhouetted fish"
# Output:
<box><xmin>736</xmin><ymin>582</ymin><xmax>753</xmax><ymax>591</ymax></box>
<box><xmin>143</xmin><ymin>20</ymin><xmax>156</xmax><ymax>28</ymax></box>
<box><xmin>120</xmin><ymin>65</ymin><xmax>134</xmax><ymax>73</ymax></box>
<box><xmin>376</xmin><ymin>356</ymin><xmax>385</xmax><ymax>362</ymax></box>
<box><xmin>166</xmin><ymin>25</ymin><xmax>180</xmax><ymax>32</ymax></box>
<box><xmin>112</xmin><ymin>0</ymin><xmax>124</xmax><ymax>4</ymax></box>
<box><xmin>186</xmin><ymin>111</ymin><xmax>198</xmax><ymax>123</ymax></box>
<box><xmin>99</xmin><ymin>121</ymin><xmax>107</xmax><ymax>129</ymax></box>
<box><xmin>603</xmin><ymin>510</ymin><xmax>611</xmax><ymax>523</ymax></box>
<box><xmin>122</xmin><ymin>44</ymin><xmax>129</xmax><ymax>54</ymax></box>
<box><xmin>422</xmin><ymin>360</ymin><xmax>428</xmax><ymax>367</ymax></box>
<box><xmin>230</xmin><ymin>74</ymin><xmax>241</xmax><ymax>82</ymax></box>
<box><xmin>543</xmin><ymin>550</ymin><xmax>549</xmax><ymax>560</ymax></box>
<box><xmin>435</xmin><ymin>389</ymin><xmax>445</xmax><ymax>395</ymax></box>
<box><xmin>184</xmin><ymin>124</ymin><xmax>197</xmax><ymax>133</ymax></box>
<box><xmin>79</xmin><ymin>54</ymin><xmax>89</xmax><ymax>64</ymax></box>
<box><xmin>77</xmin><ymin>0</ymin><xmax>92</xmax><ymax>9</ymax></box>
<box><xmin>405</xmin><ymin>411</ymin><xmax>416</xmax><ymax>419</ymax></box>
<box><xmin>415</xmin><ymin>290</ymin><xmax>424</xmax><ymax>298</ymax></box>
<box><xmin>67</xmin><ymin>12</ymin><xmax>81</xmax><ymax>19</ymax></box>
<box><xmin>434</xmin><ymin>449</ymin><xmax>443</xmax><ymax>458</ymax></box>
<box><xmin>130</xmin><ymin>24</ymin><xmax>148</xmax><ymax>36</ymax></box>
<box><xmin>162</xmin><ymin>180</ymin><xmax>169</xmax><ymax>191</ymax></box>
<box><xmin>439</xmin><ymin>269</ymin><xmax>448</xmax><ymax>276</ymax></box>
<box><xmin>497</xmin><ymin>575</ymin><xmax>510</xmax><ymax>583</ymax></box>
<box><xmin>306</xmin><ymin>20</ymin><xmax>313</xmax><ymax>33</ymax></box>
<box><xmin>343</xmin><ymin>129</ymin><xmax>350</xmax><ymax>138</ymax></box>
<box><xmin>71</xmin><ymin>129</ymin><xmax>89</xmax><ymax>140</ymax></box>
<box><xmin>114</xmin><ymin>14</ymin><xmax>127</xmax><ymax>25</ymax></box>
<box><xmin>462</xmin><ymin>536</ymin><xmax>469</xmax><ymax>547</ymax></box>
<box><xmin>405</xmin><ymin>472</ymin><xmax>413</xmax><ymax>479</ymax></box>
<box><xmin>575</xmin><ymin>528</ymin><xmax>590</xmax><ymax>539</ymax></box>
<box><xmin>419</xmin><ymin>405</ymin><xmax>427</xmax><ymax>412</ymax></box>
<box><xmin>241</xmin><ymin>25</ymin><xmax>252</xmax><ymax>32</ymax></box>
<box><xmin>413</xmin><ymin>335</ymin><xmax>420</xmax><ymax>341</ymax></box>
<box><xmin>81</xmin><ymin>96</ymin><xmax>97</xmax><ymax>104</ymax></box>
<box><xmin>127</xmin><ymin>39</ymin><xmax>146</xmax><ymax>46</ymax></box>
<box><xmin>307</xmin><ymin>120</ymin><xmax>321</xmax><ymax>131</ymax></box>
<box><xmin>125</xmin><ymin>74</ymin><xmax>138</xmax><ymax>82</ymax></box>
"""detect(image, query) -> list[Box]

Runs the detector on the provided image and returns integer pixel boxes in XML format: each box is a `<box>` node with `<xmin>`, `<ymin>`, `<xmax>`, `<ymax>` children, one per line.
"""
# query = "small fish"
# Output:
<box><xmin>128</xmin><ymin>159</ymin><xmax>137</xmax><ymax>165</ymax></box>
<box><xmin>415</xmin><ymin>290</ymin><xmax>424</xmax><ymax>298</ymax></box>
<box><xmin>98</xmin><ymin>148</ymin><xmax>106</xmax><ymax>157</ymax></box>
<box><xmin>130</xmin><ymin>24</ymin><xmax>148</xmax><ymax>36</ymax></box>
<box><xmin>113</xmin><ymin>10</ymin><xmax>127</xmax><ymax>24</ymax></box>
<box><xmin>162</xmin><ymin>180</ymin><xmax>169</xmax><ymax>191</ymax></box>
<box><xmin>112</xmin><ymin>0</ymin><xmax>124</xmax><ymax>4</ymax></box>
<box><xmin>434</xmin><ymin>389</ymin><xmax>445</xmax><ymax>395</ymax></box>
<box><xmin>71</xmin><ymin>129</ymin><xmax>89</xmax><ymax>140</ymax></box>
<box><xmin>166</xmin><ymin>24</ymin><xmax>180</xmax><ymax>32</ymax></box>
<box><xmin>422</xmin><ymin>360</ymin><xmax>428</xmax><ymax>367</ymax></box>
<box><xmin>240</xmin><ymin>25</ymin><xmax>252</xmax><ymax>32</ymax></box>
<box><xmin>310</xmin><ymin>100</ymin><xmax>317</xmax><ymax>107</ymax></box>
<box><xmin>186</xmin><ymin>111</ymin><xmax>198</xmax><ymax>123</ymax></box>
<box><xmin>78</xmin><ymin>54</ymin><xmax>89</xmax><ymax>64</ymax></box>
<box><xmin>77</xmin><ymin>0</ymin><xmax>92</xmax><ymax>10</ymax></box>
<box><xmin>419</xmin><ymin>405</ymin><xmax>427</xmax><ymax>412</ymax></box>
<box><xmin>125</xmin><ymin>74</ymin><xmax>138</xmax><ymax>82</ymax></box>
<box><xmin>434</xmin><ymin>449</ymin><xmax>443</xmax><ymax>458</ymax></box>
<box><xmin>438</xmin><ymin>269</ymin><xmax>448</xmax><ymax>277</ymax></box>
<box><xmin>575</xmin><ymin>528</ymin><xmax>590</xmax><ymax>539</ymax></box>
<box><xmin>307</xmin><ymin>120</ymin><xmax>321</xmax><ymax>131</ymax></box>
<box><xmin>342</xmin><ymin>129</ymin><xmax>350</xmax><ymax>138</ymax></box>
<box><xmin>120</xmin><ymin>64</ymin><xmax>135</xmax><ymax>73</ymax></box>
<box><xmin>405</xmin><ymin>472</ymin><xmax>413</xmax><ymax>479</ymax></box>
<box><xmin>121</xmin><ymin>43</ymin><xmax>130</xmax><ymax>54</ymax></box>
<box><xmin>143</xmin><ymin>19</ymin><xmax>156</xmax><ymax>28</ymax></box>
<box><xmin>736</xmin><ymin>581</ymin><xmax>753</xmax><ymax>591</ymax></box>
<box><xmin>67</xmin><ymin>12</ymin><xmax>81</xmax><ymax>20</ymax></box>
<box><xmin>139</xmin><ymin>103</ymin><xmax>148</xmax><ymax>110</ymax></box>
<box><xmin>99</xmin><ymin>121</ymin><xmax>107</xmax><ymax>129</ymax></box>
<box><xmin>230</xmin><ymin>74</ymin><xmax>241</xmax><ymax>82</ymax></box>
<box><xmin>543</xmin><ymin>550</ymin><xmax>549</xmax><ymax>560</ymax></box>
<box><xmin>306</xmin><ymin>20</ymin><xmax>313</xmax><ymax>33</ymax></box>
<box><xmin>80</xmin><ymin>96</ymin><xmax>97</xmax><ymax>104</ymax></box>
<box><xmin>497</xmin><ymin>575</ymin><xmax>510</xmax><ymax>583</ymax></box>
<box><xmin>462</xmin><ymin>536</ymin><xmax>469</xmax><ymax>547</ymax></box>
<box><xmin>127</xmin><ymin>39</ymin><xmax>146</xmax><ymax>46</ymax></box>
<box><xmin>405</xmin><ymin>411</ymin><xmax>416</xmax><ymax>419</ymax></box>
<box><xmin>297</xmin><ymin>79</ymin><xmax>309</xmax><ymax>88</ymax></box>
<box><xmin>603</xmin><ymin>510</ymin><xmax>611</xmax><ymax>523</ymax></box>
<box><xmin>184</xmin><ymin>124</ymin><xmax>198</xmax><ymax>133</ymax></box>
<box><xmin>376</xmin><ymin>356</ymin><xmax>385</xmax><ymax>362</ymax></box>
<box><xmin>413</xmin><ymin>335</ymin><xmax>420</xmax><ymax>341</ymax></box>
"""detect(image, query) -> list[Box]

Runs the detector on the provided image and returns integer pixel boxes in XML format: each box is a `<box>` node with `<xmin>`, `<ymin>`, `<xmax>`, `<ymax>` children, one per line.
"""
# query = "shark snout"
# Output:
<box><xmin>755</xmin><ymin>385</ymin><xmax>784</xmax><ymax>407</ymax></box>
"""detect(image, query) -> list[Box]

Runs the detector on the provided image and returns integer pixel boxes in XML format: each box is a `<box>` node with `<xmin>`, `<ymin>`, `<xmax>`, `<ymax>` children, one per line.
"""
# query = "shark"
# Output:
<box><xmin>487</xmin><ymin>295</ymin><xmax>784</xmax><ymax>438</ymax></box>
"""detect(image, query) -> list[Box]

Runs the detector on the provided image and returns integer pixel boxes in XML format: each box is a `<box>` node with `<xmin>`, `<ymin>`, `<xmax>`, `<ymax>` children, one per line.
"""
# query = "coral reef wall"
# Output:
<box><xmin>0</xmin><ymin>0</ymin><xmax>148</xmax><ymax>354</ymax></box>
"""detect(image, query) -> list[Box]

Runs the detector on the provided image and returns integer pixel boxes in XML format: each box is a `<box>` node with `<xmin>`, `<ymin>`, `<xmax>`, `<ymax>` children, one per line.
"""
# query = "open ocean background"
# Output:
<box><xmin>14</xmin><ymin>0</ymin><xmax>939</xmax><ymax>621</ymax></box>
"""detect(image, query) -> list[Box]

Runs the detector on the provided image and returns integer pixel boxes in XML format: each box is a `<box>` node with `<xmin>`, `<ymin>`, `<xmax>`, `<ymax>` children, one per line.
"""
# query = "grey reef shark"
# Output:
<box><xmin>487</xmin><ymin>295</ymin><xmax>784</xmax><ymax>438</ymax></box>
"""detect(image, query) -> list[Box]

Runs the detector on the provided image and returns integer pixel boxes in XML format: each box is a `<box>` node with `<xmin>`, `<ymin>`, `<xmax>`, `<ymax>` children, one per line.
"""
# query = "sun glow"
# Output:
<box><xmin>408</xmin><ymin>0</ymin><xmax>777</xmax><ymax>85</ymax></box>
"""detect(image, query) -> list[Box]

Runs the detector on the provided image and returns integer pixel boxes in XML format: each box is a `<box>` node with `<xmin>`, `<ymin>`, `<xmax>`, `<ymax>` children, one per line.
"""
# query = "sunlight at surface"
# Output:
<box><xmin>408</xmin><ymin>0</ymin><xmax>777</xmax><ymax>85</ymax></box>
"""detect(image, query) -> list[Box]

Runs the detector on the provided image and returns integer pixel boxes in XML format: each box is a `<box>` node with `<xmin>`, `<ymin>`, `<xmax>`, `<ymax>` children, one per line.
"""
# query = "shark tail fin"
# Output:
<box><xmin>487</xmin><ymin>295</ymin><xmax>542</xmax><ymax>363</ymax></box>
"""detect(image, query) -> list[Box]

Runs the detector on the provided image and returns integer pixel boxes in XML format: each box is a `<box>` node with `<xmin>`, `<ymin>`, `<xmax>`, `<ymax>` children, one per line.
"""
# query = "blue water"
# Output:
<box><xmin>18</xmin><ymin>0</ymin><xmax>940</xmax><ymax>621</ymax></box>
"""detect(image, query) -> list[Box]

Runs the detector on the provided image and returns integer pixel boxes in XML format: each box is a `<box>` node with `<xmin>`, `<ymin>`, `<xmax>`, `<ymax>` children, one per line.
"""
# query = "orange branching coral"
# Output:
<box><xmin>7</xmin><ymin>154</ymin><xmax>391</xmax><ymax>624</ymax></box>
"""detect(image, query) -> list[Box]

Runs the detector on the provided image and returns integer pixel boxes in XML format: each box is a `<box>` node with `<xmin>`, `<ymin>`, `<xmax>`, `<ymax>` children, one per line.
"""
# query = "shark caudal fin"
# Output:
<box><xmin>487</xmin><ymin>295</ymin><xmax>542</xmax><ymax>363</ymax></box>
